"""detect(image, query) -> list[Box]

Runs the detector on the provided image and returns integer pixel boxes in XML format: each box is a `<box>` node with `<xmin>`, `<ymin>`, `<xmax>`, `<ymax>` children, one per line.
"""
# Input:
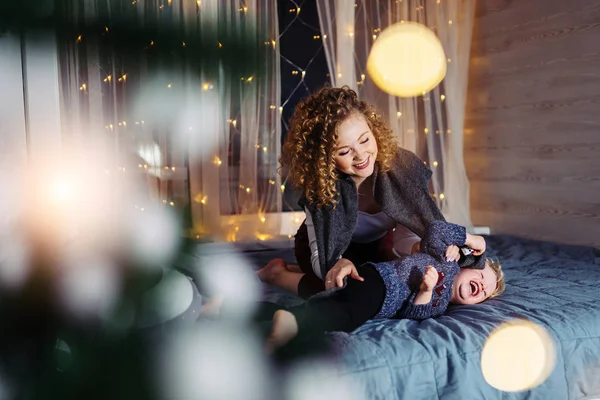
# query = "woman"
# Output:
<box><xmin>258</xmin><ymin>86</ymin><xmax>485</xmax><ymax>298</ymax></box>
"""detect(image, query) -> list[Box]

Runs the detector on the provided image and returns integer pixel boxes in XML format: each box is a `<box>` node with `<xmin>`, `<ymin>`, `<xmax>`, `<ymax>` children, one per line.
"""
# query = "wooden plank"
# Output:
<box><xmin>470</xmin><ymin>180</ymin><xmax>600</xmax><ymax>217</ymax></box>
<box><xmin>466</xmin><ymin>0</ymin><xmax>600</xmax><ymax>247</ymax></box>
<box><xmin>471</xmin><ymin>210</ymin><xmax>600</xmax><ymax>248</ymax></box>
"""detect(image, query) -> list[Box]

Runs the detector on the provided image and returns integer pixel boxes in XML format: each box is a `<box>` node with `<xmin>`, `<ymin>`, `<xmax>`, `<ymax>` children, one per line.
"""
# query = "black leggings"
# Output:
<box><xmin>289</xmin><ymin>263</ymin><xmax>386</xmax><ymax>334</ymax></box>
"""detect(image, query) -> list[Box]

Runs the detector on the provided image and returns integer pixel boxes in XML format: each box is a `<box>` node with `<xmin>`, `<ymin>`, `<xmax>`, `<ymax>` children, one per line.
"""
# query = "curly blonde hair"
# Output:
<box><xmin>487</xmin><ymin>258</ymin><xmax>506</xmax><ymax>299</ymax></box>
<box><xmin>280</xmin><ymin>86</ymin><xmax>397</xmax><ymax>207</ymax></box>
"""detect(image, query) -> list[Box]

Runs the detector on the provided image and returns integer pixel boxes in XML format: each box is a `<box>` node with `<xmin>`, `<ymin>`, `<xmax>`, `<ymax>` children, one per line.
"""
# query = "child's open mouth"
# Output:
<box><xmin>470</xmin><ymin>281</ymin><xmax>480</xmax><ymax>296</ymax></box>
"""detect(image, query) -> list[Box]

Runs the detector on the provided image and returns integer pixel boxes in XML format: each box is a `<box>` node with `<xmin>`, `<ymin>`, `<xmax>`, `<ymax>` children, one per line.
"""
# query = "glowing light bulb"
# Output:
<box><xmin>482</xmin><ymin>320</ymin><xmax>556</xmax><ymax>392</ymax></box>
<box><xmin>433</xmin><ymin>161</ymin><xmax>438</xmax><ymax>167</ymax></box>
<box><xmin>439</xmin><ymin>193</ymin><xmax>445</xmax><ymax>199</ymax></box>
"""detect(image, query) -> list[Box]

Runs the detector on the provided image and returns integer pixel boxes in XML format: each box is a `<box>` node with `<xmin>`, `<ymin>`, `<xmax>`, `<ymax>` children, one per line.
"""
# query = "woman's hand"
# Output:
<box><xmin>466</xmin><ymin>233</ymin><xmax>486</xmax><ymax>256</ymax></box>
<box><xmin>324</xmin><ymin>258</ymin><xmax>364</xmax><ymax>290</ymax></box>
<box><xmin>445</xmin><ymin>244</ymin><xmax>460</xmax><ymax>262</ymax></box>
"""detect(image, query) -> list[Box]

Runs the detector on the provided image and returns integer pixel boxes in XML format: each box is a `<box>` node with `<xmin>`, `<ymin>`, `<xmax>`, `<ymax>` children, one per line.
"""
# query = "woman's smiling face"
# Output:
<box><xmin>333</xmin><ymin>114</ymin><xmax>378</xmax><ymax>187</ymax></box>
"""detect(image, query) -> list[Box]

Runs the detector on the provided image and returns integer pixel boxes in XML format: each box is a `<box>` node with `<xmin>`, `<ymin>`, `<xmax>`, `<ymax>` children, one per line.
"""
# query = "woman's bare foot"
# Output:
<box><xmin>265</xmin><ymin>309</ymin><xmax>299</xmax><ymax>353</ymax></box>
<box><xmin>256</xmin><ymin>258</ymin><xmax>287</xmax><ymax>285</ymax></box>
<box><xmin>200</xmin><ymin>296</ymin><xmax>223</xmax><ymax>317</ymax></box>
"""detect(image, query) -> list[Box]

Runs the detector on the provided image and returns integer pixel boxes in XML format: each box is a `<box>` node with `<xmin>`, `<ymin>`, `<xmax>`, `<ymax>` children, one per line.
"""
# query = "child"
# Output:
<box><xmin>266</xmin><ymin>220</ymin><xmax>505</xmax><ymax>351</ymax></box>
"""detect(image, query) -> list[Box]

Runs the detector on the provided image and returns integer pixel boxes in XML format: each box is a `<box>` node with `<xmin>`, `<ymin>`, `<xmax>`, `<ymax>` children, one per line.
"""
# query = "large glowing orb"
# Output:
<box><xmin>481</xmin><ymin>319</ymin><xmax>556</xmax><ymax>392</ymax></box>
<box><xmin>366</xmin><ymin>22</ymin><xmax>446</xmax><ymax>97</ymax></box>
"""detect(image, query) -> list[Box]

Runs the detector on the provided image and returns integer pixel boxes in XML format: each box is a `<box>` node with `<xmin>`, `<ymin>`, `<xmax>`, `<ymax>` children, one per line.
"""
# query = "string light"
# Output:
<box><xmin>169</xmin><ymin>201</ymin><xmax>175</xmax><ymax>206</ymax></box>
<box><xmin>167</xmin><ymin>83</ymin><xmax>172</xmax><ymax>88</ymax></box>
<box><xmin>245</xmin><ymin>188</ymin><xmax>251</xmax><ymax>193</ymax></box>
<box><xmin>103</xmin><ymin>75</ymin><xmax>112</xmax><ymax>83</ymax></box>
<box><xmin>197</xmin><ymin>0</ymin><xmax>201</xmax><ymax>6</ymax></box>
<box><xmin>280</xmin><ymin>185</ymin><xmax>285</xmax><ymax>192</ymax></box>
<box><xmin>171</xmin><ymin>167</ymin><xmax>175</xmax><ymax>171</ymax></box>
<box><xmin>323</xmin><ymin>34</ymin><xmax>327</xmax><ymax>40</ymax></box>
<box><xmin>150</xmin><ymin>40</ymin><xmax>154</xmax><ymax>46</ymax></box>
<box><xmin>433</xmin><ymin>161</ymin><xmax>439</xmax><ymax>167</ymax></box>
<box><xmin>296</xmin><ymin>7</ymin><xmax>300</xmax><ymax>14</ymax></box>
<box><xmin>447</xmin><ymin>129</ymin><xmax>452</xmax><ymax>134</ymax></box>
<box><xmin>397</xmin><ymin>111</ymin><xmax>402</xmax><ymax>118</ymax></box>
<box><xmin>232</xmin><ymin>120</ymin><xmax>237</xmax><ymax>128</ymax></box>
<box><xmin>373</xmin><ymin>34</ymin><xmax>377</xmax><ymax>40</ymax></box>
<box><xmin>313</xmin><ymin>35</ymin><xmax>321</xmax><ymax>40</ymax></box>
<box><xmin>118</xmin><ymin>74</ymin><xmax>127</xmax><ymax>82</ymax></box>
<box><xmin>159</xmin><ymin>5</ymin><xmax>164</xmax><ymax>10</ymax></box>
<box><xmin>182</xmin><ymin>41</ymin><xmax>186</xmax><ymax>47</ymax></box>
<box><xmin>202</xmin><ymin>83</ymin><xmax>212</xmax><ymax>90</ymax></box>
<box><xmin>424</xmin><ymin>128</ymin><xmax>429</xmax><ymax>134</ymax></box>
<box><xmin>213</xmin><ymin>157</ymin><xmax>222</xmax><ymax>166</ymax></box>
<box><xmin>76</xmin><ymin>35</ymin><xmax>82</xmax><ymax>43</ymax></box>
<box><xmin>268</xmin><ymin>180</ymin><xmax>275</xmax><ymax>185</ymax></box>
<box><xmin>138</xmin><ymin>164</ymin><xmax>143</xmax><ymax>168</ymax></box>
<box><xmin>439</xmin><ymin>193</ymin><xmax>445</xmax><ymax>200</ymax></box>
<box><xmin>246</xmin><ymin>76</ymin><xmax>253</xmax><ymax>82</ymax></box>
<box><xmin>79</xmin><ymin>83</ymin><xmax>87</xmax><ymax>91</ymax></box>
<box><xmin>302</xmin><ymin>71</ymin><xmax>306</xmax><ymax>78</ymax></box>
<box><xmin>105</xmin><ymin>26</ymin><xmax>109</xmax><ymax>32</ymax></box>
<box><xmin>337</xmin><ymin>73</ymin><xmax>342</xmax><ymax>79</ymax></box>
<box><xmin>218</xmin><ymin>42</ymin><xmax>223</xmax><ymax>48</ymax></box>
<box><xmin>278</xmin><ymin>106</ymin><xmax>283</xmax><ymax>114</ymax></box>
<box><xmin>271</xmin><ymin>40</ymin><xmax>276</xmax><ymax>48</ymax></box>
<box><xmin>260</xmin><ymin>216</ymin><xmax>266</xmax><ymax>223</ymax></box>
<box><xmin>269</xmin><ymin>105</ymin><xmax>276</xmax><ymax>109</ymax></box>
<box><xmin>132</xmin><ymin>0</ymin><xmax>137</xmax><ymax>4</ymax></box>
<box><xmin>440</xmin><ymin>94</ymin><xmax>446</xmax><ymax>101</ymax></box>
<box><xmin>447</xmin><ymin>58</ymin><xmax>452</xmax><ymax>62</ymax></box>
<box><xmin>448</xmin><ymin>20</ymin><xmax>453</xmax><ymax>25</ymax></box>
<box><xmin>292</xmin><ymin>71</ymin><xmax>298</xmax><ymax>75</ymax></box>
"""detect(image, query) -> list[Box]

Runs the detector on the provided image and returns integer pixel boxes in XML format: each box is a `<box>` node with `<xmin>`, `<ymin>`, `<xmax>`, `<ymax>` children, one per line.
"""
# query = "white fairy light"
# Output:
<box><xmin>122</xmin><ymin>207</ymin><xmax>181</xmax><ymax>268</ymax></box>
<box><xmin>56</xmin><ymin>257</ymin><xmax>121</xmax><ymax>321</ymax></box>
<box><xmin>285</xmin><ymin>360</ymin><xmax>362</xmax><ymax>400</ymax></box>
<box><xmin>194</xmin><ymin>248</ymin><xmax>261</xmax><ymax>322</ymax></box>
<box><xmin>158</xmin><ymin>325</ymin><xmax>272</xmax><ymax>400</ymax></box>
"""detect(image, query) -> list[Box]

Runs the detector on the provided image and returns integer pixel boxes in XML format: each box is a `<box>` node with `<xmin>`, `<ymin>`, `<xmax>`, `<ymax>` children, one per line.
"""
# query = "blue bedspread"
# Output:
<box><xmin>254</xmin><ymin>235</ymin><xmax>600</xmax><ymax>400</ymax></box>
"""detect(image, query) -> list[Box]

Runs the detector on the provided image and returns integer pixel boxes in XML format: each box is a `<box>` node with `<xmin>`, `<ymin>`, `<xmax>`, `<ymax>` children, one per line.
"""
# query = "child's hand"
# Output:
<box><xmin>420</xmin><ymin>266</ymin><xmax>439</xmax><ymax>293</ymax></box>
<box><xmin>445</xmin><ymin>244</ymin><xmax>460</xmax><ymax>262</ymax></box>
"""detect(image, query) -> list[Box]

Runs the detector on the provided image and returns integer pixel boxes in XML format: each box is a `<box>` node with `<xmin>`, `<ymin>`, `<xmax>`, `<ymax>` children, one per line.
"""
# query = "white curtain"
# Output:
<box><xmin>317</xmin><ymin>0</ymin><xmax>475</xmax><ymax>229</ymax></box>
<box><xmin>58</xmin><ymin>0</ymin><xmax>282</xmax><ymax>241</ymax></box>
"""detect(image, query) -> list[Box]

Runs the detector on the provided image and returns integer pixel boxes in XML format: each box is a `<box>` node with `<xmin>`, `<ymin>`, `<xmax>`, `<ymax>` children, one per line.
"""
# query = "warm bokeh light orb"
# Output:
<box><xmin>366</xmin><ymin>22</ymin><xmax>447</xmax><ymax>97</ymax></box>
<box><xmin>481</xmin><ymin>319</ymin><xmax>556</xmax><ymax>392</ymax></box>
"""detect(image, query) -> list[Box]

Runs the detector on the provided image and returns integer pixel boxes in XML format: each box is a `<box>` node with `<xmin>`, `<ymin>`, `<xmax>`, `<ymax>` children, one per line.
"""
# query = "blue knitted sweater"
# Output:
<box><xmin>370</xmin><ymin>220</ymin><xmax>467</xmax><ymax>320</ymax></box>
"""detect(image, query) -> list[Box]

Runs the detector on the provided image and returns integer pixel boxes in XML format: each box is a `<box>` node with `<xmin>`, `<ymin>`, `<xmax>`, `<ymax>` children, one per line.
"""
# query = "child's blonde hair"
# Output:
<box><xmin>487</xmin><ymin>258</ymin><xmax>505</xmax><ymax>298</ymax></box>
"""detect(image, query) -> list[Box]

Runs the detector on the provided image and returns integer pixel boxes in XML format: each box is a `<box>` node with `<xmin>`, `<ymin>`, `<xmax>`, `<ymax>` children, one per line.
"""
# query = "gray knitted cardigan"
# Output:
<box><xmin>298</xmin><ymin>148</ymin><xmax>445</xmax><ymax>280</ymax></box>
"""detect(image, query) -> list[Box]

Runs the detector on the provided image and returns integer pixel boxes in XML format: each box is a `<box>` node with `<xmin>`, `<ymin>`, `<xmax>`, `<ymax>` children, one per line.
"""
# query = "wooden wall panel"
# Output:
<box><xmin>465</xmin><ymin>0</ymin><xmax>600</xmax><ymax>247</ymax></box>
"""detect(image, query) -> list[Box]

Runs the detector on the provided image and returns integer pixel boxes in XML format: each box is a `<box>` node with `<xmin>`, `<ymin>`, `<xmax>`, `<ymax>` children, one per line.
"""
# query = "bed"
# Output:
<box><xmin>243</xmin><ymin>234</ymin><xmax>600</xmax><ymax>400</ymax></box>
